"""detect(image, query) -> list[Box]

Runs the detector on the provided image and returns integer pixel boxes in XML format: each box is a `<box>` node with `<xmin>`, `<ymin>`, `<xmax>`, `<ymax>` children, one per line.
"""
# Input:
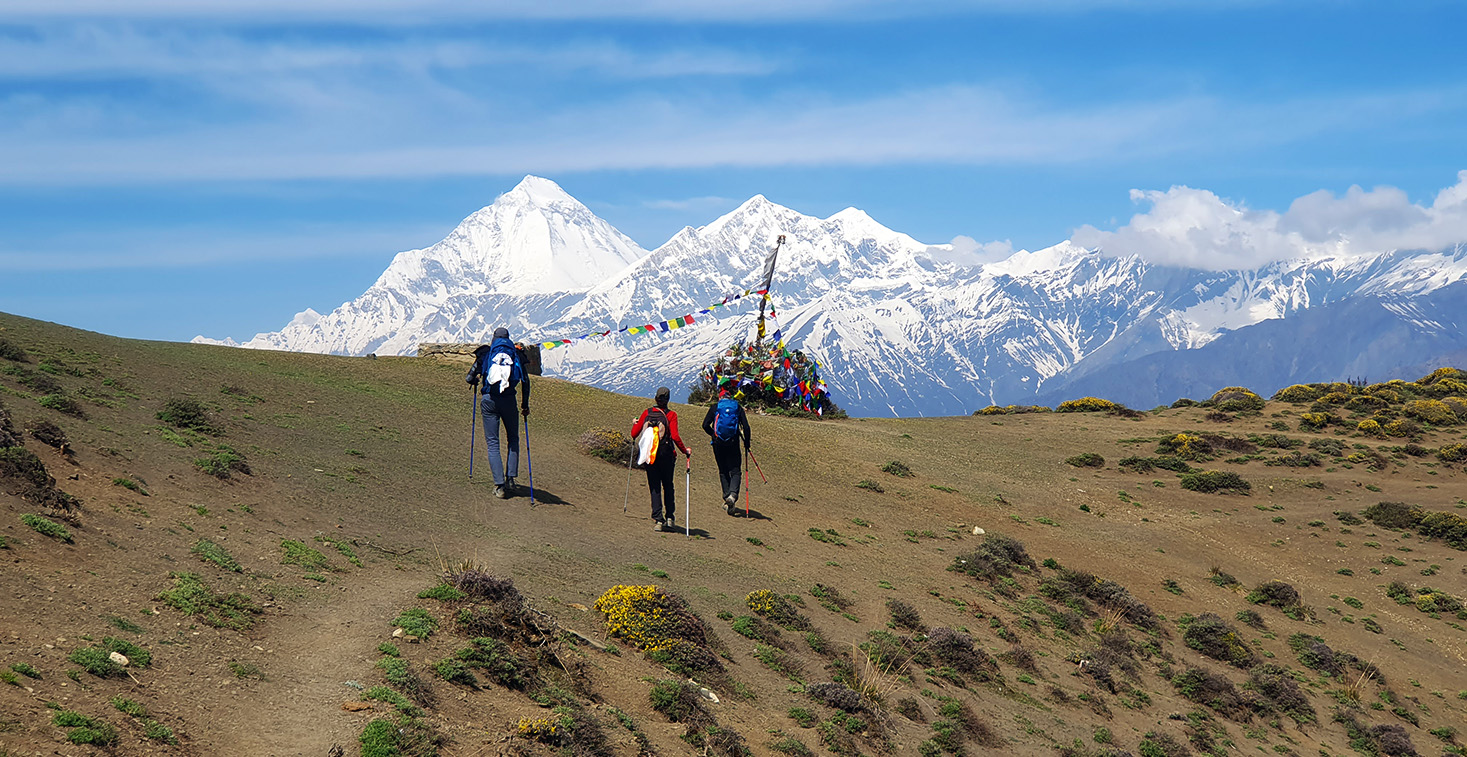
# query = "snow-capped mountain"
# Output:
<box><xmin>197</xmin><ymin>177</ymin><xmax>1467</xmax><ymax>416</ymax></box>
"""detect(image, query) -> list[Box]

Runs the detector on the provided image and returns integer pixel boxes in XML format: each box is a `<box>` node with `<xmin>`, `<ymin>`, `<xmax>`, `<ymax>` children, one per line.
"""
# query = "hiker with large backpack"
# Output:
<box><xmin>702</xmin><ymin>387</ymin><xmax>751</xmax><ymax>515</ymax></box>
<box><xmin>631</xmin><ymin>387</ymin><xmax>692</xmax><ymax>531</ymax></box>
<box><xmin>465</xmin><ymin>327</ymin><xmax>531</xmax><ymax>499</ymax></box>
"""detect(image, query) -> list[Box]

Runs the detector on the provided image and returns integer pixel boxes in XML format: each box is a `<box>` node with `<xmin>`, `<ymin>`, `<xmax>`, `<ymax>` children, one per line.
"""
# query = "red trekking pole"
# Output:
<box><xmin>747</xmin><ymin>448</ymin><xmax>768</xmax><ymax>484</ymax></box>
<box><xmin>744</xmin><ymin>449</ymin><xmax>751</xmax><ymax>518</ymax></box>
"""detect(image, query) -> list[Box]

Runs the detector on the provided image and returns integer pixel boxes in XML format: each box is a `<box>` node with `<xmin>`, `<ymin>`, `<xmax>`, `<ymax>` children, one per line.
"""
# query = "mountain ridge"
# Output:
<box><xmin>196</xmin><ymin>178</ymin><xmax>1467</xmax><ymax>416</ymax></box>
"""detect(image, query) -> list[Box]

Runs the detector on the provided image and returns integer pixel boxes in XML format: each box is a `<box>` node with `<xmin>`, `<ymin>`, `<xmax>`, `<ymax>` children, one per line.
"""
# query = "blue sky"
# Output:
<box><xmin>3</xmin><ymin>0</ymin><xmax>1466</xmax><ymax>342</ymax></box>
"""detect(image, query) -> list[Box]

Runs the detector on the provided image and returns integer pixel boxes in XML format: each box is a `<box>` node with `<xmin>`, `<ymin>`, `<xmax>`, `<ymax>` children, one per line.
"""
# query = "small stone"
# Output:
<box><xmin>342</xmin><ymin>701</ymin><xmax>373</xmax><ymax>712</ymax></box>
<box><xmin>392</xmin><ymin>628</ymin><xmax>404</xmax><ymax>638</ymax></box>
<box><xmin>566</xmin><ymin>603</ymin><xmax>588</xmax><ymax>611</ymax></box>
<box><xmin>109</xmin><ymin>651</ymin><xmax>129</xmax><ymax>667</ymax></box>
<box><xmin>972</xmin><ymin>526</ymin><xmax>985</xmax><ymax>535</ymax></box>
<box><xmin>696</xmin><ymin>685</ymin><xmax>719</xmax><ymax>704</ymax></box>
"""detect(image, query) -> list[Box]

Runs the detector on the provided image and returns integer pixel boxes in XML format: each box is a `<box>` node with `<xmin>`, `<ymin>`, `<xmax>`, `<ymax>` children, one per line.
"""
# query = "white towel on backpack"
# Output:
<box><xmin>487</xmin><ymin>352</ymin><xmax>514</xmax><ymax>393</ymax></box>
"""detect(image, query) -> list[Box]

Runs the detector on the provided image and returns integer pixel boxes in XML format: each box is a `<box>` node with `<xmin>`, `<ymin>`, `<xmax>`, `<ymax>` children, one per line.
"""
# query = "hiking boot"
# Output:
<box><xmin>725</xmin><ymin>494</ymin><xmax>737</xmax><ymax>515</ymax></box>
<box><xmin>494</xmin><ymin>485</ymin><xmax>507</xmax><ymax>499</ymax></box>
<box><xmin>665</xmin><ymin>517</ymin><xmax>676</xmax><ymax>531</ymax></box>
<box><xmin>654</xmin><ymin>520</ymin><xmax>665</xmax><ymax>532</ymax></box>
<box><xmin>504</xmin><ymin>477</ymin><xmax>517</xmax><ymax>496</ymax></box>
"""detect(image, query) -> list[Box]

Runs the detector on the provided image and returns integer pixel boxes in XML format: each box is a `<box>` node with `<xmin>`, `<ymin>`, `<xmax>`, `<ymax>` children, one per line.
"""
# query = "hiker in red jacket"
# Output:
<box><xmin>631</xmin><ymin>387</ymin><xmax>692</xmax><ymax>531</ymax></box>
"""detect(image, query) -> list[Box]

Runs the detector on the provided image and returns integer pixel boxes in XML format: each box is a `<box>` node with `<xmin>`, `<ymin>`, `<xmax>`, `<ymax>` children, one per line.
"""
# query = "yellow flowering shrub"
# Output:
<box><xmin>1356</xmin><ymin>419</ymin><xmax>1384</xmax><ymax>437</ymax></box>
<box><xmin>1442</xmin><ymin>397</ymin><xmax>1467</xmax><ymax>418</ymax></box>
<box><xmin>1209</xmin><ymin>386</ymin><xmax>1265</xmax><ymax>412</ymax></box>
<box><xmin>745</xmin><ymin>589</ymin><xmax>810</xmax><ymax>631</ymax></box>
<box><xmin>1156</xmin><ymin>433</ymin><xmax>1214</xmax><ymax>461</ymax></box>
<box><xmin>1297</xmin><ymin>412</ymin><xmax>1334</xmax><ymax>432</ymax></box>
<box><xmin>1367</xmin><ymin>389</ymin><xmax>1401</xmax><ymax>404</ymax></box>
<box><xmin>1439</xmin><ymin>443</ymin><xmax>1467</xmax><ymax>463</ymax></box>
<box><xmin>1403</xmin><ymin>399</ymin><xmax>1458</xmax><ymax>426</ymax></box>
<box><xmin>594</xmin><ymin>585</ymin><xmax>721</xmax><ymax>675</ymax></box>
<box><xmin>1417</xmin><ymin>367</ymin><xmax>1466</xmax><ymax>385</ymax></box>
<box><xmin>1272</xmin><ymin>384</ymin><xmax>1323</xmax><ymax>403</ymax></box>
<box><xmin>1056</xmin><ymin>397</ymin><xmax>1118</xmax><ymax>413</ymax></box>
<box><xmin>1315</xmin><ymin>391</ymin><xmax>1351</xmax><ymax>405</ymax></box>
<box><xmin>1383</xmin><ymin>418</ymin><xmax>1418</xmax><ymax>437</ymax></box>
<box><xmin>517</xmin><ymin>716</ymin><xmax>565</xmax><ymax>745</ymax></box>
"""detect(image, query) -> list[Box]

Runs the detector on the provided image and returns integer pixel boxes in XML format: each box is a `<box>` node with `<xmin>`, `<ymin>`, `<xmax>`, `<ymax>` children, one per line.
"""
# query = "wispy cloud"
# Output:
<box><xmin>1072</xmin><ymin>170</ymin><xmax>1467</xmax><ymax>270</ymax></box>
<box><xmin>641</xmin><ymin>196</ymin><xmax>734</xmax><ymax>212</ymax></box>
<box><xmin>0</xmin><ymin>26</ymin><xmax>778</xmax><ymax>80</ymax></box>
<box><xmin>0</xmin><ymin>223</ymin><xmax>445</xmax><ymax>271</ymax></box>
<box><xmin>1</xmin><ymin>0</ymin><xmax>1271</xmax><ymax>23</ymax></box>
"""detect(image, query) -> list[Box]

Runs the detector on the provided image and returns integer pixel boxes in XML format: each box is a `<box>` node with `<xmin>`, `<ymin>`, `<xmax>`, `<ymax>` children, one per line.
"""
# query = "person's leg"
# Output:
<box><xmin>659</xmin><ymin>463</ymin><xmax>676</xmax><ymax>525</ymax></box>
<box><xmin>496</xmin><ymin>394</ymin><xmax>520</xmax><ymax>482</ymax></box>
<box><xmin>713</xmin><ymin>443</ymin><xmax>741</xmax><ymax>501</ymax></box>
<box><xmin>480</xmin><ymin>396</ymin><xmax>505</xmax><ymax>487</ymax></box>
<box><xmin>646</xmin><ymin>468</ymin><xmax>663</xmax><ymax>522</ymax></box>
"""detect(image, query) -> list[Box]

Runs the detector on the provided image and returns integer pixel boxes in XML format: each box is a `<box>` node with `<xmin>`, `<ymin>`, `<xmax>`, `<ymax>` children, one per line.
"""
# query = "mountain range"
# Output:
<box><xmin>196</xmin><ymin>176</ymin><xmax>1467</xmax><ymax>416</ymax></box>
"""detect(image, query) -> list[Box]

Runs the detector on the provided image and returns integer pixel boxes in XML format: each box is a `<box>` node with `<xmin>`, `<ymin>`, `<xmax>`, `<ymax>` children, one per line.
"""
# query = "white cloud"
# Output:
<box><xmin>924</xmin><ymin>235</ymin><xmax>1015</xmax><ymax>267</ymax></box>
<box><xmin>1072</xmin><ymin>170</ymin><xmax>1467</xmax><ymax>270</ymax></box>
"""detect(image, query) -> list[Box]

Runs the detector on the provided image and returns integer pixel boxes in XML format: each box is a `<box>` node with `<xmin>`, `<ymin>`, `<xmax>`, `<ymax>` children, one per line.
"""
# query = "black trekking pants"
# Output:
<box><xmin>712</xmin><ymin>442</ymin><xmax>743</xmax><ymax>501</ymax></box>
<box><xmin>646</xmin><ymin>456</ymin><xmax>676</xmax><ymax>522</ymax></box>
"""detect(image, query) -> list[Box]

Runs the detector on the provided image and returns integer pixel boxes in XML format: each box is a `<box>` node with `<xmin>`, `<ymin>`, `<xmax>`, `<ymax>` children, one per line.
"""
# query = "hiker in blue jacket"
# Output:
<box><xmin>466</xmin><ymin>327</ymin><xmax>531</xmax><ymax>499</ymax></box>
<box><xmin>702</xmin><ymin>387</ymin><xmax>751</xmax><ymax>515</ymax></box>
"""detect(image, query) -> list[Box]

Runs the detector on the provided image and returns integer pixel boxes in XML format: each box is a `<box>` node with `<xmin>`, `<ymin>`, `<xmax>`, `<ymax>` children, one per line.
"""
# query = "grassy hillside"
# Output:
<box><xmin>1</xmin><ymin>311</ymin><xmax>1465</xmax><ymax>757</ymax></box>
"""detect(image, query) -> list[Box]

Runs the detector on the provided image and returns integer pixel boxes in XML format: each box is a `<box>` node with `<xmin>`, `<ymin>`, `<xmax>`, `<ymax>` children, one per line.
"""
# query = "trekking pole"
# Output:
<box><xmin>748</xmin><ymin>448</ymin><xmax>768</xmax><ymax>484</ymax></box>
<box><xmin>523</xmin><ymin>414</ymin><xmax>535</xmax><ymax>507</ymax></box>
<box><xmin>623</xmin><ymin>446</ymin><xmax>634</xmax><ymax>513</ymax></box>
<box><xmin>744</xmin><ymin>449</ymin><xmax>751</xmax><ymax>518</ymax></box>
<box><xmin>685</xmin><ymin>456</ymin><xmax>691</xmax><ymax>539</ymax></box>
<box><xmin>469</xmin><ymin>385</ymin><xmax>478</xmax><ymax>479</ymax></box>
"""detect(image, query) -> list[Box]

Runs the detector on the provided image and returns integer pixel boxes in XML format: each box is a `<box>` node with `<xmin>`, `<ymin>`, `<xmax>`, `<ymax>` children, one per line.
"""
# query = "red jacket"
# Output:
<box><xmin>632</xmin><ymin>407</ymin><xmax>691</xmax><ymax>457</ymax></box>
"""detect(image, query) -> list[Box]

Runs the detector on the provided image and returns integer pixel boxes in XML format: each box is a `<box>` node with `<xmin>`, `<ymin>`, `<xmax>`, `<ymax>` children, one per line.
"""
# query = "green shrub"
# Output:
<box><xmin>1363</xmin><ymin>501</ymin><xmax>1421</xmax><ymax>529</ymax></box>
<box><xmin>52</xmin><ymin>710</ymin><xmax>118</xmax><ymax>746</ymax></box>
<box><xmin>0</xmin><ymin>338</ymin><xmax>28</xmax><ymax>362</ymax></box>
<box><xmin>25</xmin><ymin>418</ymin><xmax>70</xmax><ymax>452</ymax></box>
<box><xmin>950</xmin><ymin>533</ymin><xmax>1037</xmax><ymax>581</ymax></box>
<box><xmin>1180</xmin><ymin>470</ymin><xmax>1251</xmax><ymax>494</ymax></box>
<box><xmin>38</xmin><ymin>394</ymin><xmax>86</xmax><ymax>418</ymax></box>
<box><xmin>156</xmin><ymin>397</ymin><xmax>222</xmax><ymax>434</ymax></box>
<box><xmin>194</xmin><ymin>444</ymin><xmax>249</xmax><ymax>478</ymax></box>
<box><xmin>280</xmin><ymin>539</ymin><xmax>331</xmax><ymax>571</ymax></box>
<box><xmin>1065</xmin><ymin>452</ymin><xmax>1104</xmax><ymax>468</ymax></box>
<box><xmin>577</xmin><ymin>427</ymin><xmax>634</xmax><ymax>465</ymax></box>
<box><xmin>191</xmin><ymin>539</ymin><xmax>242</xmax><ymax>572</ymax></box>
<box><xmin>417</xmin><ymin>582</ymin><xmax>467</xmax><ymax>601</ymax></box>
<box><xmin>21</xmin><ymin>513</ymin><xmax>72</xmax><ymax>543</ymax></box>
<box><xmin>649</xmin><ymin>679</ymin><xmax>705</xmax><ymax>723</ymax></box>
<box><xmin>393</xmin><ymin>608</ymin><xmax>438</xmax><ymax>639</ymax></box>
<box><xmin>1181</xmin><ymin>613</ymin><xmax>1256</xmax><ymax>668</ymax></box>
<box><xmin>881</xmin><ymin>460</ymin><xmax>913</xmax><ymax>477</ymax></box>
<box><xmin>157</xmin><ymin>572</ymin><xmax>262</xmax><ymax>630</ymax></box>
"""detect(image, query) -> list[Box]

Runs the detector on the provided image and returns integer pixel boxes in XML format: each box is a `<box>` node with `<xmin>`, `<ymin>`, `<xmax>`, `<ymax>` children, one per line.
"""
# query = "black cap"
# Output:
<box><xmin>493</xmin><ymin>327</ymin><xmax>510</xmax><ymax>339</ymax></box>
<box><xmin>655</xmin><ymin>387</ymin><xmax>671</xmax><ymax>402</ymax></box>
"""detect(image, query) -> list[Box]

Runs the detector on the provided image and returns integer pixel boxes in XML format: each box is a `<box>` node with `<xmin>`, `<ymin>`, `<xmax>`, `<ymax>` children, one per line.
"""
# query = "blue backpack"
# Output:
<box><xmin>713</xmin><ymin>398</ymin><xmax>741</xmax><ymax>443</ymax></box>
<box><xmin>479</xmin><ymin>338</ymin><xmax>524</xmax><ymax>393</ymax></box>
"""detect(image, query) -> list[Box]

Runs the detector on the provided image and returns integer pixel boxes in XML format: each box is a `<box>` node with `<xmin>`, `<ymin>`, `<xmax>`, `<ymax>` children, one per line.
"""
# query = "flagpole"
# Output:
<box><xmin>756</xmin><ymin>234</ymin><xmax>785</xmax><ymax>347</ymax></box>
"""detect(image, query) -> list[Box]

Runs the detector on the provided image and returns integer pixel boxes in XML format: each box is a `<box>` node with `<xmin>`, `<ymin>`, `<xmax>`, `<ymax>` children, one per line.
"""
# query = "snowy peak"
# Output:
<box><xmin>375</xmin><ymin>176</ymin><xmax>647</xmax><ymax>298</ymax></box>
<box><xmin>503</xmin><ymin>175</ymin><xmax>580</xmax><ymax>208</ymax></box>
